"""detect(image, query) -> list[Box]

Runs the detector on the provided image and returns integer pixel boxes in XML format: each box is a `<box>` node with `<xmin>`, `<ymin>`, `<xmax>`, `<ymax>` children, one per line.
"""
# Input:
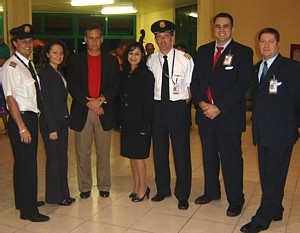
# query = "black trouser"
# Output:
<box><xmin>8</xmin><ymin>112</ymin><xmax>39</xmax><ymax>216</ymax></box>
<box><xmin>152</xmin><ymin>100</ymin><xmax>191</xmax><ymax>201</ymax></box>
<box><xmin>40</xmin><ymin>115</ymin><xmax>70</xmax><ymax>203</ymax></box>
<box><xmin>252</xmin><ymin>144</ymin><xmax>293</xmax><ymax>227</ymax></box>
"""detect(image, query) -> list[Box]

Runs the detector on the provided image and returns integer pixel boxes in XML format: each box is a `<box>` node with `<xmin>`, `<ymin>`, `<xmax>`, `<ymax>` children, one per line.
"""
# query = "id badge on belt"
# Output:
<box><xmin>269</xmin><ymin>75</ymin><xmax>278</xmax><ymax>94</ymax></box>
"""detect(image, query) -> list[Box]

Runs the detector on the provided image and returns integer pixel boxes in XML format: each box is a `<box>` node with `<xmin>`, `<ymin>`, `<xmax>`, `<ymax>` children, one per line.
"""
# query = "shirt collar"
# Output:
<box><xmin>215</xmin><ymin>38</ymin><xmax>232</xmax><ymax>52</ymax></box>
<box><xmin>263</xmin><ymin>53</ymin><xmax>278</xmax><ymax>67</ymax></box>
<box><xmin>15</xmin><ymin>51</ymin><xmax>30</xmax><ymax>64</ymax></box>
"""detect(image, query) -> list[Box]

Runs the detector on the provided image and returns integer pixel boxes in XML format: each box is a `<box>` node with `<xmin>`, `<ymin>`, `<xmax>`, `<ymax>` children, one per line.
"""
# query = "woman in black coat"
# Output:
<box><xmin>39</xmin><ymin>40</ymin><xmax>75</xmax><ymax>205</ymax></box>
<box><xmin>120</xmin><ymin>42</ymin><xmax>154</xmax><ymax>202</ymax></box>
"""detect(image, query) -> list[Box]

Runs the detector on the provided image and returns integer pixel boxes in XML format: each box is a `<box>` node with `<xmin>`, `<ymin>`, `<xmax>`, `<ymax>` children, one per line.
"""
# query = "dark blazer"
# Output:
<box><xmin>66</xmin><ymin>51</ymin><xmax>120</xmax><ymax>131</ymax></box>
<box><xmin>252</xmin><ymin>54</ymin><xmax>300</xmax><ymax>148</ymax></box>
<box><xmin>39</xmin><ymin>63</ymin><xmax>69</xmax><ymax>132</ymax></box>
<box><xmin>191</xmin><ymin>40</ymin><xmax>253</xmax><ymax>133</ymax></box>
<box><xmin>120</xmin><ymin>67</ymin><xmax>154</xmax><ymax>133</ymax></box>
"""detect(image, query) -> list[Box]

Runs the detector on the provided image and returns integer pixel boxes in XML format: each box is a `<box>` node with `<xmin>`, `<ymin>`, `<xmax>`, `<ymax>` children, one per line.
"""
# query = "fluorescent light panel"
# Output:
<box><xmin>71</xmin><ymin>0</ymin><xmax>114</xmax><ymax>6</ymax></box>
<box><xmin>101</xmin><ymin>6</ymin><xmax>137</xmax><ymax>14</ymax></box>
<box><xmin>188</xmin><ymin>12</ymin><xmax>198</xmax><ymax>18</ymax></box>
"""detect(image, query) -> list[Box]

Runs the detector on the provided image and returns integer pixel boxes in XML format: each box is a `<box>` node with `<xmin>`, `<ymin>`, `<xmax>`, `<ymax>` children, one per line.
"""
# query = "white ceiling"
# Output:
<box><xmin>1</xmin><ymin>0</ymin><xmax>196</xmax><ymax>14</ymax></box>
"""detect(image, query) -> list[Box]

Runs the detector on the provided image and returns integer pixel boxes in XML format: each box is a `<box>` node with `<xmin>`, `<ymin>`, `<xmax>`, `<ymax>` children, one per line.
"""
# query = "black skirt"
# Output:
<box><xmin>120</xmin><ymin>127</ymin><xmax>151</xmax><ymax>159</ymax></box>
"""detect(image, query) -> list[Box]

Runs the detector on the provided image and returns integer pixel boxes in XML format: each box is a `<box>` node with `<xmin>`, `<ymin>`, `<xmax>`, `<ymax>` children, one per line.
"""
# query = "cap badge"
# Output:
<box><xmin>159</xmin><ymin>21</ymin><xmax>166</xmax><ymax>28</ymax></box>
<box><xmin>24</xmin><ymin>26</ymin><xmax>30</xmax><ymax>33</ymax></box>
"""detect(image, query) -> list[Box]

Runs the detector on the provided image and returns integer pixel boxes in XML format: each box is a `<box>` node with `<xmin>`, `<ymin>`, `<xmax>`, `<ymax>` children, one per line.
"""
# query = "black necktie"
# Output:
<box><xmin>260</xmin><ymin>61</ymin><xmax>268</xmax><ymax>83</ymax></box>
<box><xmin>161</xmin><ymin>55</ymin><xmax>169</xmax><ymax>102</ymax></box>
<box><xmin>28</xmin><ymin>60</ymin><xmax>43</xmax><ymax>111</ymax></box>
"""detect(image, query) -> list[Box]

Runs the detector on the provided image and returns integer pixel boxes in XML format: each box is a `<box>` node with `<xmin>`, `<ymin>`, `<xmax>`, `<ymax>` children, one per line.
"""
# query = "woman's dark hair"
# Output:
<box><xmin>122</xmin><ymin>41</ymin><xmax>147</xmax><ymax>73</ymax></box>
<box><xmin>41</xmin><ymin>39</ymin><xmax>69</xmax><ymax>68</ymax></box>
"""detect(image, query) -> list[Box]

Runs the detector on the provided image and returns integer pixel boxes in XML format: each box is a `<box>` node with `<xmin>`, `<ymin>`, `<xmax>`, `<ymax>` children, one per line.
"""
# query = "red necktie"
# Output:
<box><xmin>207</xmin><ymin>47</ymin><xmax>224</xmax><ymax>104</ymax></box>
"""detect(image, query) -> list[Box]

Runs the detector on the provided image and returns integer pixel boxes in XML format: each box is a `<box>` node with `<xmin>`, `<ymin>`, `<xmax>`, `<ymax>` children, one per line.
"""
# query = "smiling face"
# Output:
<box><xmin>127</xmin><ymin>47</ymin><xmax>143</xmax><ymax>70</ymax></box>
<box><xmin>259</xmin><ymin>33</ymin><xmax>280</xmax><ymax>60</ymax></box>
<box><xmin>214</xmin><ymin>17</ymin><xmax>233</xmax><ymax>46</ymax></box>
<box><xmin>47</xmin><ymin>44</ymin><xmax>64</xmax><ymax>69</ymax></box>
<box><xmin>13</xmin><ymin>38</ymin><xmax>33</xmax><ymax>59</ymax></box>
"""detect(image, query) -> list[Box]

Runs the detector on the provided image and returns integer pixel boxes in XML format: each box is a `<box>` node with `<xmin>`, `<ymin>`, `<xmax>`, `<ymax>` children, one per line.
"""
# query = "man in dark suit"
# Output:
<box><xmin>67</xmin><ymin>23</ymin><xmax>120</xmax><ymax>199</ymax></box>
<box><xmin>191</xmin><ymin>12</ymin><xmax>253</xmax><ymax>217</ymax></box>
<box><xmin>240</xmin><ymin>28</ymin><xmax>300</xmax><ymax>233</ymax></box>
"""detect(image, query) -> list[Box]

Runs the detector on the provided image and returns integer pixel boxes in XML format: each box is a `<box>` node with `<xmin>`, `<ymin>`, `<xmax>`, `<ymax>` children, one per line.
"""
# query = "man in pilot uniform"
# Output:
<box><xmin>147</xmin><ymin>20</ymin><xmax>194</xmax><ymax>210</ymax></box>
<box><xmin>2</xmin><ymin>24</ymin><xmax>49</xmax><ymax>222</ymax></box>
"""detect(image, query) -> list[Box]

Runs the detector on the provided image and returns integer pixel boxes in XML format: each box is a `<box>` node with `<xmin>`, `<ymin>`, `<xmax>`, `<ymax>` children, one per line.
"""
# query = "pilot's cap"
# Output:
<box><xmin>151</xmin><ymin>20</ymin><xmax>175</xmax><ymax>35</ymax></box>
<box><xmin>10</xmin><ymin>24</ymin><xmax>34</xmax><ymax>39</ymax></box>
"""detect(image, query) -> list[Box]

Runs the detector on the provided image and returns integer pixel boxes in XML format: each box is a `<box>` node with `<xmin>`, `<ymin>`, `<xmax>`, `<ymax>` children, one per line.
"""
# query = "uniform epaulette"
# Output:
<box><xmin>9</xmin><ymin>61</ymin><xmax>17</xmax><ymax>68</ymax></box>
<box><xmin>183</xmin><ymin>53</ymin><xmax>192</xmax><ymax>60</ymax></box>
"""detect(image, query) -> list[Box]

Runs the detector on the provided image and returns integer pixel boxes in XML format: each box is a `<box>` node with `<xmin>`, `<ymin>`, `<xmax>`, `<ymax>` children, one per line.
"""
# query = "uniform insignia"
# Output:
<box><xmin>183</xmin><ymin>53</ymin><xmax>192</xmax><ymax>60</ymax></box>
<box><xmin>159</xmin><ymin>21</ymin><xmax>166</xmax><ymax>28</ymax></box>
<box><xmin>9</xmin><ymin>61</ymin><xmax>17</xmax><ymax>68</ymax></box>
<box><xmin>24</xmin><ymin>26</ymin><xmax>30</xmax><ymax>33</ymax></box>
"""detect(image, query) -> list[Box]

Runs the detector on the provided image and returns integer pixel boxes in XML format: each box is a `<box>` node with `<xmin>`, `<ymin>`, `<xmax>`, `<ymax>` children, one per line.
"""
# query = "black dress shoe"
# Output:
<box><xmin>178</xmin><ymin>201</ymin><xmax>189</xmax><ymax>210</ymax></box>
<box><xmin>80</xmin><ymin>191</ymin><xmax>91</xmax><ymax>199</ymax></box>
<box><xmin>20</xmin><ymin>213</ymin><xmax>50</xmax><ymax>222</ymax></box>
<box><xmin>240</xmin><ymin>221</ymin><xmax>268</xmax><ymax>233</ymax></box>
<box><xmin>100</xmin><ymin>191</ymin><xmax>110</xmax><ymax>197</ymax></box>
<box><xmin>132</xmin><ymin>187</ymin><xmax>150</xmax><ymax>202</ymax></box>
<box><xmin>129</xmin><ymin>192</ymin><xmax>137</xmax><ymax>199</ymax></box>
<box><xmin>37</xmin><ymin>201</ymin><xmax>45</xmax><ymax>207</ymax></box>
<box><xmin>151</xmin><ymin>193</ymin><xmax>171</xmax><ymax>202</ymax></box>
<box><xmin>194</xmin><ymin>194</ymin><xmax>221</xmax><ymax>205</ymax></box>
<box><xmin>58</xmin><ymin>197</ymin><xmax>75</xmax><ymax>206</ymax></box>
<box><xmin>226</xmin><ymin>204</ymin><xmax>243</xmax><ymax>217</ymax></box>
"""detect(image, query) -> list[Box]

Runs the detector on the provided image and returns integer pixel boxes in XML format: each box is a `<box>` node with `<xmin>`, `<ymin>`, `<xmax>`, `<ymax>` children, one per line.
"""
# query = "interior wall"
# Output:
<box><xmin>212</xmin><ymin>0</ymin><xmax>300</xmax><ymax>62</ymax></box>
<box><xmin>138</xmin><ymin>9</ymin><xmax>174</xmax><ymax>51</ymax></box>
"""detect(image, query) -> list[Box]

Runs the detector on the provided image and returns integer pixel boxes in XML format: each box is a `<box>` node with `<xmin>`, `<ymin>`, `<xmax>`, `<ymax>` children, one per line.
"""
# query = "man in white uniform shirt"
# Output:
<box><xmin>2</xmin><ymin>24</ymin><xmax>49</xmax><ymax>222</ymax></box>
<box><xmin>147</xmin><ymin>19</ymin><xmax>194</xmax><ymax>210</ymax></box>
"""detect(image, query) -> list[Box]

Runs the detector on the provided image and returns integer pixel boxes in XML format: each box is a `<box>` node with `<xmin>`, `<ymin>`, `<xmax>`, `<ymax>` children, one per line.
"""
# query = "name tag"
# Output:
<box><xmin>269</xmin><ymin>75</ymin><xmax>278</xmax><ymax>94</ymax></box>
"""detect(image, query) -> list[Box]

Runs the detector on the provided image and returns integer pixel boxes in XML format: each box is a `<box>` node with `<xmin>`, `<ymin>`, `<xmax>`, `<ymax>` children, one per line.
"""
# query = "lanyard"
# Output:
<box><xmin>160</xmin><ymin>49</ymin><xmax>176</xmax><ymax>84</ymax></box>
<box><xmin>14</xmin><ymin>53</ymin><xmax>33</xmax><ymax>73</ymax></box>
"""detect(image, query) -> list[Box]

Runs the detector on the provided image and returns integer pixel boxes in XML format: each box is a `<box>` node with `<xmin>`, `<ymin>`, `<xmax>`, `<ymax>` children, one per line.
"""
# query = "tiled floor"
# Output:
<box><xmin>0</xmin><ymin>111</ymin><xmax>300</xmax><ymax>233</ymax></box>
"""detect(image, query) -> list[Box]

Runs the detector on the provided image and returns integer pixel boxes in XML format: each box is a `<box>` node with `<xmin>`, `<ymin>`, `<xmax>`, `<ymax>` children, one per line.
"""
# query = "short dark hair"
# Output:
<box><xmin>258</xmin><ymin>28</ymin><xmax>280</xmax><ymax>42</ymax></box>
<box><xmin>85</xmin><ymin>23</ymin><xmax>103</xmax><ymax>36</ymax></box>
<box><xmin>145</xmin><ymin>43</ymin><xmax>154</xmax><ymax>48</ymax></box>
<box><xmin>213</xmin><ymin>12</ymin><xmax>234</xmax><ymax>27</ymax></box>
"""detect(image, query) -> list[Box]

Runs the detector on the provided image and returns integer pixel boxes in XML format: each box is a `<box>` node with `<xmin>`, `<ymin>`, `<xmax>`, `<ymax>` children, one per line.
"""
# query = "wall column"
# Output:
<box><xmin>197</xmin><ymin>0</ymin><xmax>214</xmax><ymax>47</ymax></box>
<box><xmin>3</xmin><ymin>0</ymin><xmax>32</xmax><ymax>45</ymax></box>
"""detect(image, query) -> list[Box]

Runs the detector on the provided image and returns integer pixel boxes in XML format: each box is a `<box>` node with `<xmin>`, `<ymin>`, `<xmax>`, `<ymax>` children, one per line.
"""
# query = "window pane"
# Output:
<box><xmin>78</xmin><ymin>16</ymin><xmax>106</xmax><ymax>35</ymax></box>
<box><xmin>107</xmin><ymin>18</ymin><xmax>133</xmax><ymax>35</ymax></box>
<box><xmin>44</xmin><ymin>16</ymin><xmax>72</xmax><ymax>35</ymax></box>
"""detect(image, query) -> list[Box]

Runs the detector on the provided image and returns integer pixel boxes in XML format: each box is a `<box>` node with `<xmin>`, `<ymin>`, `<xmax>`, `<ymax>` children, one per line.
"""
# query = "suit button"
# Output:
<box><xmin>125</xmin><ymin>103</ymin><xmax>128</xmax><ymax>107</ymax></box>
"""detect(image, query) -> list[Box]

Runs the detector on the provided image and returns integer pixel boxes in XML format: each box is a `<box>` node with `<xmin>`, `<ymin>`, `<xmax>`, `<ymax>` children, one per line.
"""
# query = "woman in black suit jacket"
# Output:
<box><xmin>39</xmin><ymin>40</ymin><xmax>75</xmax><ymax>205</ymax></box>
<box><xmin>120</xmin><ymin>42</ymin><xmax>154</xmax><ymax>202</ymax></box>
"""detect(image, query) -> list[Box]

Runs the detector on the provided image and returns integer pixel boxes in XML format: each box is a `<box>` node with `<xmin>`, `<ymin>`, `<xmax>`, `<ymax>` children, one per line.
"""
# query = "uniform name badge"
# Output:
<box><xmin>173</xmin><ymin>82</ymin><xmax>179</xmax><ymax>94</ymax></box>
<box><xmin>223</xmin><ymin>54</ymin><xmax>233</xmax><ymax>66</ymax></box>
<box><xmin>269</xmin><ymin>75</ymin><xmax>278</xmax><ymax>94</ymax></box>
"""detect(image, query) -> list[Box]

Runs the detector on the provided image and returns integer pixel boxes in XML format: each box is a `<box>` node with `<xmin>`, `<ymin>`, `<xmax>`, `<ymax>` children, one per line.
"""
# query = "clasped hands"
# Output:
<box><xmin>199</xmin><ymin>101</ymin><xmax>220</xmax><ymax>120</ymax></box>
<box><xmin>86</xmin><ymin>97</ymin><xmax>105</xmax><ymax>116</ymax></box>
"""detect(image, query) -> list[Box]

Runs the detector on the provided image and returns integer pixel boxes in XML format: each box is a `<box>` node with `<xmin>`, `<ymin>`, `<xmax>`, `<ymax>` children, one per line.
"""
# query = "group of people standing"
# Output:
<box><xmin>1</xmin><ymin>11</ymin><xmax>300</xmax><ymax>233</ymax></box>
